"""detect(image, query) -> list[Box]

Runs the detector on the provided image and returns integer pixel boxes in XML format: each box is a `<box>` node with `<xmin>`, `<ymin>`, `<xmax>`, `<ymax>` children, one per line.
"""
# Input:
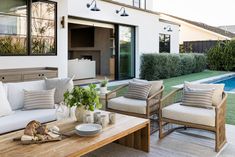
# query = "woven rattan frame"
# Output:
<box><xmin>158</xmin><ymin>88</ymin><xmax>227</xmax><ymax>152</ymax></box>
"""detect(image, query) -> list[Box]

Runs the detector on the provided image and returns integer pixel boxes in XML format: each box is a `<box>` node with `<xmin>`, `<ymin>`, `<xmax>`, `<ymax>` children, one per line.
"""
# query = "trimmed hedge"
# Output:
<box><xmin>140</xmin><ymin>53</ymin><xmax>207</xmax><ymax>80</ymax></box>
<box><xmin>207</xmin><ymin>40</ymin><xmax>235</xmax><ymax>71</ymax></box>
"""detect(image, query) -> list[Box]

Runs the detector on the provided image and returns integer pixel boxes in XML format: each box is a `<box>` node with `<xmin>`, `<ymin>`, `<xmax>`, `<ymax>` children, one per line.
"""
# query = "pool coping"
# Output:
<box><xmin>172</xmin><ymin>72</ymin><xmax>235</xmax><ymax>93</ymax></box>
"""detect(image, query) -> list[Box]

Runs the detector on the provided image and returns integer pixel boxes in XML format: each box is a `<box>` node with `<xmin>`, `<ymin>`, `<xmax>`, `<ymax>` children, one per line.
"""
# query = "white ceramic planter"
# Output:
<box><xmin>100</xmin><ymin>86</ymin><xmax>107</xmax><ymax>94</ymax></box>
<box><xmin>75</xmin><ymin>106</ymin><xmax>94</xmax><ymax>123</ymax></box>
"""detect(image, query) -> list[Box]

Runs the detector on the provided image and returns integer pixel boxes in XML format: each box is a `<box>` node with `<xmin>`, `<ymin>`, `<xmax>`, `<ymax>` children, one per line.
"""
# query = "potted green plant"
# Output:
<box><xmin>64</xmin><ymin>84</ymin><xmax>102</xmax><ymax>122</ymax></box>
<box><xmin>100</xmin><ymin>77</ymin><xmax>109</xmax><ymax>94</ymax></box>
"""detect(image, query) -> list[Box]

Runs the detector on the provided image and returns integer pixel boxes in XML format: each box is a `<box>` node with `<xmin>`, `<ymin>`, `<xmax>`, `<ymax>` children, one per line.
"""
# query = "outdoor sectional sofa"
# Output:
<box><xmin>0</xmin><ymin>80</ymin><xmax>57</xmax><ymax>134</ymax></box>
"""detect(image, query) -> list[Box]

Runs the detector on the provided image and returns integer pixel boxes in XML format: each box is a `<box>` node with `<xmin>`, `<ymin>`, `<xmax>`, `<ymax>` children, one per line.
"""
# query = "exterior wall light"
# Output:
<box><xmin>61</xmin><ymin>16</ymin><xmax>65</xmax><ymax>28</ymax></box>
<box><xmin>164</xmin><ymin>25</ymin><xmax>173</xmax><ymax>32</ymax></box>
<box><xmin>87</xmin><ymin>0</ymin><xmax>101</xmax><ymax>11</ymax></box>
<box><xmin>116</xmin><ymin>7</ymin><xmax>129</xmax><ymax>17</ymax></box>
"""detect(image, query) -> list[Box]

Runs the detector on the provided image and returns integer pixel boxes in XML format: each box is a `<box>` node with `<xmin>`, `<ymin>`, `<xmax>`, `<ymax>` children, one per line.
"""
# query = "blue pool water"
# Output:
<box><xmin>209</xmin><ymin>75</ymin><xmax>235</xmax><ymax>92</ymax></box>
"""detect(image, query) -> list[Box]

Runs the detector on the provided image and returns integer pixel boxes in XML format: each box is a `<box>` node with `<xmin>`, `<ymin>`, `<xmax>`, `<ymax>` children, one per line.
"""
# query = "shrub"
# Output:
<box><xmin>194</xmin><ymin>53</ymin><xmax>207</xmax><ymax>72</ymax></box>
<box><xmin>207</xmin><ymin>40</ymin><xmax>235</xmax><ymax>71</ymax></box>
<box><xmin>180</xmin><ymin>54</ymin><xmax>196</xmax><ymax>75</ymax></box>
<box><xmin>168</xmin><ymin>54</ymin><xmax>182</xmax><ymax>77</ymax></box>
<box><xmin>140</xmin><ymin>53</ymin><xmax>207</xmax><ymax>80</ymax></box>
<box><xmin>140</xmin><ymin>54</ymin><xmax>159</xmax><ymax>80</ymax></box>
<box><xmin>207</xmin><ymin>42</ymin><xmax>225</xmax><ymax>70</ymax></box>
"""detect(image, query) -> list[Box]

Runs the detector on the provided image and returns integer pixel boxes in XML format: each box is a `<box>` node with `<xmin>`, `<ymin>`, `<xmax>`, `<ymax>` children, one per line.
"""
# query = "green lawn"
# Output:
<box><xmin>108</xmin><ymin>70</ymin><xmax>235</xmax><ymax>125</ymax></box>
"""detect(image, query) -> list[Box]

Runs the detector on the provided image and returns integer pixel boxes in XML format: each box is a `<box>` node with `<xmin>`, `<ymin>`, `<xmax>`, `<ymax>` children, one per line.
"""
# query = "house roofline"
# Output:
<box><xmin>160</xmin><ymin>13</ymin><xmax>235</xmax><ymax>39</ymax></box>
<box><xmin>159</xmin><ymin>18</ymin><xmax>180</xmax><ymax>26</ymax></box>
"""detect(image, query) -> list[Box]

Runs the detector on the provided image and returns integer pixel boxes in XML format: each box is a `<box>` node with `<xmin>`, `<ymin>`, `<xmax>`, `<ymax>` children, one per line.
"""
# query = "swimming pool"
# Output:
<box><xmin>208</xmin><ymin>75</ymin><xmax>235</xmax><ymax>92</ymax></box>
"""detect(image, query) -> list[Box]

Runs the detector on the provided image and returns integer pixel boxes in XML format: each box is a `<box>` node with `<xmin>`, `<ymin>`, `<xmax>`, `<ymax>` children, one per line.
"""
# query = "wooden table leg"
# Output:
<box><xmin>116</xmin><ymin>122</ymin><xmax>150</xmax><ymax>153</ymax></box>
<box><xmin>140</xmin><ymin>122</ymin><xmax>150</xmax><ymax>152</ymax></box>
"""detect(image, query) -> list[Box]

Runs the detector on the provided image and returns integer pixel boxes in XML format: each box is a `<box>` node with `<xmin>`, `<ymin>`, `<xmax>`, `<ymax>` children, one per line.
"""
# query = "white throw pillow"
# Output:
<box><xmin>0</xmin><ymin>82</ymin><xmax>14</xmax><ymax>117</ymax></box>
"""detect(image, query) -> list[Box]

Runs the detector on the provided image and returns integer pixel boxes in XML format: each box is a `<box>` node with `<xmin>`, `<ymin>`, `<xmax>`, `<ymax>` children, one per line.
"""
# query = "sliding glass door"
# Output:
<box><xmin>116</xmin><ymin>25</ymin><xmax>135</xmax><ymax>80</ymax></box>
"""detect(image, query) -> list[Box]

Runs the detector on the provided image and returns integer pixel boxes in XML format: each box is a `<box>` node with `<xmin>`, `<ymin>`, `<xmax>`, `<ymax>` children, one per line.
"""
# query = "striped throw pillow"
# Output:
<box><xmin>124</xmin><ymin>82</ymin><xmax>152</xmax><ymax>100</ymax></box>
<box><xmin>23</xmin><ymin>89</ymin><xmax>55</xmax><ymax>110</ymax></box>
<box><xmin>181</xmin><ymin>87</ymin><xmax>214</xmax><ymax>109</ymax></box>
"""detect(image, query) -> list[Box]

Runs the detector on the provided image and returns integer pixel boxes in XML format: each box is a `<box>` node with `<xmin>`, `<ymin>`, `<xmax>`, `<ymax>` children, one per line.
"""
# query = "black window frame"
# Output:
<box><xmin>159</xmin><ymin>34</ymin><xmax>171</xmax><ymax>53</ymax></box>
<box><xmin>0</xmin><ymin>0</ymin><xmax>57</xmax><ymax>56</ymax></box>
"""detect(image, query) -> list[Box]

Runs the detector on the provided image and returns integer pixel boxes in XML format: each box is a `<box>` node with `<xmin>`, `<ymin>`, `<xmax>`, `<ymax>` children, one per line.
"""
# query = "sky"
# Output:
<box><xmin>153</xmin><ymin>0</ymin><xmax>235</xmax><ymax>26</ymax></box>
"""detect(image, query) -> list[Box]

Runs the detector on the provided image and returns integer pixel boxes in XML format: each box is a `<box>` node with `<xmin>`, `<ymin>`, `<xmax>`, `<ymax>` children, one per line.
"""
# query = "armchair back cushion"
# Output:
<box><xmin>185</xmin><ymin>82</ymin><xmax>224</xmax><ymax>106</ymax></box>
<box><xmin>149</xmin><ymin>81</ymin><xmax>163</xmax><ymax>97</ymax></box>
<box><xmin>133</xmin><ymin>79</ymin><xmax>163</xmax><ymax>97</ymax></box>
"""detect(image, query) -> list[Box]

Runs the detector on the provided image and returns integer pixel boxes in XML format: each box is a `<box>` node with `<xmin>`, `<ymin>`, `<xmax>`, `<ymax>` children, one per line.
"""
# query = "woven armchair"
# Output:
<box><xmin>105</xmin><ymin>84</ymin><xmax>164</xmax><ymax>119</ymax></box>
<box><xmin>159</xmin><ymin>87</ymin><xmax>227</xmax><ymax>152</ymax></box>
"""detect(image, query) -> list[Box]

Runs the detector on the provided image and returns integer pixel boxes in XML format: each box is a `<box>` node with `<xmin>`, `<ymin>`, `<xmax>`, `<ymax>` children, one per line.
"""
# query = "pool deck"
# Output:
<box><xmin>81</xmin><ymin>79</ymin><xmax>131</xmax><ymax>88</ymax></box>
<box><xmin>173</xmin><ymin>72</ymin><xmax>235</xmax><ymax>92</ymax></box>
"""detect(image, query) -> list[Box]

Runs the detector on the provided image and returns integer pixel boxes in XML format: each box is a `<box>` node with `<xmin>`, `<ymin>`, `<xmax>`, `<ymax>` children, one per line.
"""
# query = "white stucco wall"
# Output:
<box><xmin>0</xmin><ymin>0</ymin><xmax>68</xmax><ymax>78</ymax></box>
<box><xmin>68</xmin><ymin>0</ymin><xmax>161</xmax><ymax>77</ymax></box>
<box><xmin>112</xmin><ymin>0</ymin><xmax>154</xmax><ymax>11</ymax></box>
<box><xmin>159</xmin><ymin>22</ymin><xmax>180</xmax><ymax>53</ymax></box>
<box><xmin>179</xmin><ymin>24</ymin><xmax>230</xmax><ymax>44</ymax></box>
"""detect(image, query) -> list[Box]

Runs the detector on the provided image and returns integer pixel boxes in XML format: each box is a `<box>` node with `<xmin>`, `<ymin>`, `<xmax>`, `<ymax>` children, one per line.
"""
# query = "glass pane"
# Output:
<box><xmin>31</xmin><ymin>1</ymin><xmax>56</xmax><ymax>54</ymax></box>
<box><xmin>119</xmin><ymin>26</ymin><xmax>135</xmax><ymax>79</ymax></box>
<box><xmin>0</xmin><ymin>0</ymin><xmax>27</xmax><ymax>55</ymax></box>
<box><xmin>133</xmin><ymin>0</ymin><xmax>140</xmax><ymax>8</ymax></box>
<box><xmin>140</xmin><ymin>0</ymin><xmax>146</xmax><ymax>9</ymax></box>
<box><xmin>0</xmin><ymin>0</ymin><xmax>27</xmax><ymax>15</ymax></box>
<box><xmin>159</xmin><ymin>34</ymin><xmax>170</xmax><ymax>53</ymax></box>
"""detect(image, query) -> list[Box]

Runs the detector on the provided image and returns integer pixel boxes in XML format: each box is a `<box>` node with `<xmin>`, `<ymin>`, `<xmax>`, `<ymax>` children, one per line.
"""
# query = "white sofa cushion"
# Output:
<box><xmin>108</xmin><ymin>96</ymin><xmax>146</xmax><ymax>114</ymax></box>
<box><xmin>185</xmin><ymin>82</ymin><xmax>224</xmax><ymax>106</ymax></box>
<box><xmin>5</xmin><ymin>80</ymin><xmax>46</xmax><ymax>110</ymax></box>
<box><xmin>0</xmin><ymin>109</ymin><xmax>56</xmax><ymax>134</ymax></box>
<box><xmin>162</xmin><ymin>103</ymin><xmax>215</xmax><ymax>127</ymax></box>
<box><xmin>0</xmin><ymin>82</ymin><xmax>14</xmax><ymax>117</ymax></box>
<box><xmin>45</xmin><ymin>77</ymin><xmax>74</xmax><ymax>104</ymax></box>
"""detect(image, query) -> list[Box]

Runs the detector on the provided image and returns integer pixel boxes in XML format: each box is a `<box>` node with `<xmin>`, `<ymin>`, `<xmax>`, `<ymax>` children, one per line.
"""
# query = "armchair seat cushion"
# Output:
<box><xmin>108</xmin><ymin>96</ymin><xmax>146</xmax><ymax>114</ymax></box>
<box><xmin>162</xmin><ymin>103</ymin><xmax>215</xmax><ymax>127</ymax></box>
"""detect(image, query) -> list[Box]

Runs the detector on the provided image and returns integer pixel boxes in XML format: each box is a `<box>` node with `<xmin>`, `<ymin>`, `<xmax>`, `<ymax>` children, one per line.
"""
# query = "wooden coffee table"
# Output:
<box><xmin>0</xmin><ymin>111</ymin><xmax>150</xmax><ymax>157</ymax></box>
